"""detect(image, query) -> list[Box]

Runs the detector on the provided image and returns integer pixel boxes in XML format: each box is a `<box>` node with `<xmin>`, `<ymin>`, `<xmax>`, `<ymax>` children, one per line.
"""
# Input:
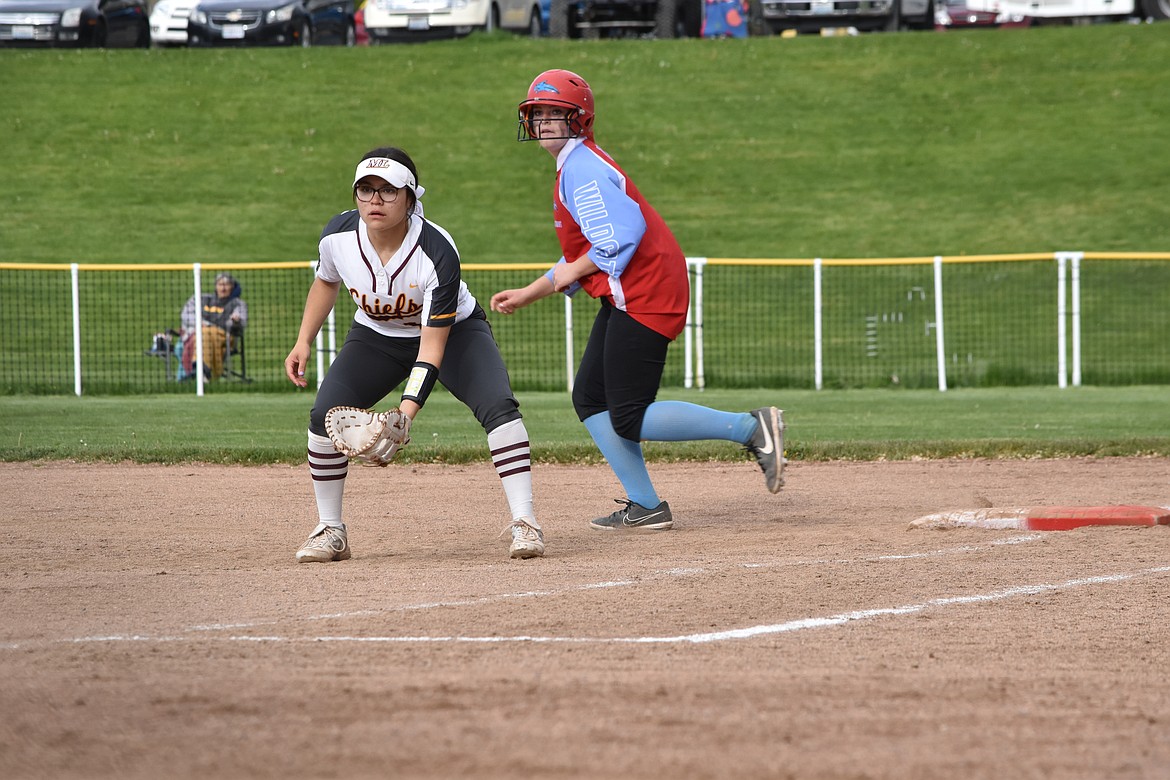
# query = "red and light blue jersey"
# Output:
<box><xmin>546</xmin><ymin>138</ymin><xmax>690</xmax><ymax>340</ymax></box>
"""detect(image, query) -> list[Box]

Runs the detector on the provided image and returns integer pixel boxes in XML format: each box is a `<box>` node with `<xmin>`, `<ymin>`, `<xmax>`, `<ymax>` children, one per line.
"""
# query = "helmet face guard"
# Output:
<box><xmin>517</xmin><ymin>70</ymin><xmax>595</xmax><ymax>143</ymax></box>
<box><xmin>517</xmin><ymin>100</ymin><xmax>590</xmax><ymax>142</ymax></box>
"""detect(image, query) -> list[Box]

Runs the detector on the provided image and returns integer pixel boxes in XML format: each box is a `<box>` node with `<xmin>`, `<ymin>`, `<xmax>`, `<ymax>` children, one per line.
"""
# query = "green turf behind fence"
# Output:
<box><xmin>3</xmin><ymin>256</ymin><xmax>1169</xmax><ymax>393</ymax></box>
<box><xmin>1</xmin><ymin>386</ymin><xmax>1167</xmax><ymax>465</ymax></box>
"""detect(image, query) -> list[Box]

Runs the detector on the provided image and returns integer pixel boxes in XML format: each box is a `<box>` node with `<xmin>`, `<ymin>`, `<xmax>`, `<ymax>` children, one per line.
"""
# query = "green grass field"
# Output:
<box><xmin>2</xmin><ymin>25</ymin><xmax>1168</xmax><ymax>462</ymax></box>
<box><xmin>2</xmin><ymin>386</ymin><xmax>1167</xmax><ymax>464</ymax></box>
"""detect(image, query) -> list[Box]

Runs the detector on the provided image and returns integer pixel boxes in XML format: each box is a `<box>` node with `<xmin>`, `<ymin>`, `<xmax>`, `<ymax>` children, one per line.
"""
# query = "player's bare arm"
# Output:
<box><xmin>490</xmin><ymin>276</ymin><xmax>556</xmax><ymax>315</ymax></box>
<box><xmin>284</xmin><ymin>278</ymin><xmax>340</xmax><ymax>387</ymax></box>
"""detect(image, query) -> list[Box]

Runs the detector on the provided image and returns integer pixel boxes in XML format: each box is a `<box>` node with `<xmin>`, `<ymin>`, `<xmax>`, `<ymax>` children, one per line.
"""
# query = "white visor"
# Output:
<box><xmin>352</xmin><ymin>157</ymin><xmax>425</xmax><ymax>199</ymax></box>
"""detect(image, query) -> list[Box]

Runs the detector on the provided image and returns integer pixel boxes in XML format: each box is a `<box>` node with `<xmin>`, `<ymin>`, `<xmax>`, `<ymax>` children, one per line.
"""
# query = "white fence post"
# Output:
<box><xmin>327</xmin><ymin>307</ymin><xmax>337</xmax><ymax>369</ymax></box>
<box><xmin>693</xmin><ymin>259</ymin><xmax>706</xmax><ymax>390</ymax></box>
<box><xmin>684</xmin><ymin>258</ymin><xmax>696</xmax><ymax>389</ymax></box>
<box><xmin>564</xmin><ymin>294</ymin><xmax>574</xmax><ymax>392</ymax></box>
<box><xmin>1057</xmin><ymin>253</ymin><xmax>1068</xmax><ymax>389</ymax></box>
<box><xmin>315</xmin><ymin>306</ymin><xmax>336</xmax><ymax>391</ymax></box>
<box><xmin>71</xmin><ymin>263</ymin><xmax>81</xmax><ymax>397</ymax></box>
<box><xmin>313</xmin><ymin>261</ymin><xmax>333</xmax><ymax>390</ymax></box>
<box><xmin>193</xmin><ymin>263</ymin><xmax>205</xmax><ymax>397</ymax></box>
<box><xmin>1071</xmin><ymin>251</ymin><xmax>1083</xmax><ymax>387</ymax></box>
<box><xmin>814</xmin><ymin>258</ymin><xmax>823</xmax><ymax>390</ymax></box>
<box><xmin>314</xmin><ymin>327</ymin><xmax>325</xmax><ymax>389</ymax></box>
<box><xmin>934</xmin><ymin>255</ymin><xmax>947</xmax><ymax>392</ymax></box>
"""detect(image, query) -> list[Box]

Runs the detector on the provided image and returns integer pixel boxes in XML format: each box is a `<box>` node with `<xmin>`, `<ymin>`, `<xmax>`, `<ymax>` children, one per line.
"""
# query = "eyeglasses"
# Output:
<box><xmin>354</xmin><ymin>184</ymin><xmax>403</xmax><ymax>203</ymax></box>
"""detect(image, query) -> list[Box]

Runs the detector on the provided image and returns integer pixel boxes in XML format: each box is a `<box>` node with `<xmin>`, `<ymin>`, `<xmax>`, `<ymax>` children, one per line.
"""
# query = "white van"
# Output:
<box><xmin>362</xmin><ymin>0</ymin><xmax>545</xmax><ymax>40</ymax></box>
<box><xmin>362</xmin><ymin>0</ymin><xmax>491</xmax><ymax>41</ymax></box>
<box><xmin>495</xmin><ymin>0</ymin><xmax>546</xmax><ymax>34</ymax></box>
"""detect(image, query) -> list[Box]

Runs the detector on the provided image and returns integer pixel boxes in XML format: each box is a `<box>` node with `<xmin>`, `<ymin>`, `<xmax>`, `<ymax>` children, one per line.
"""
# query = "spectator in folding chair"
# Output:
<box><xmin>178</xmin><ymin>273</ymin><xmax>248</xmax><ymax>380</ymax></box>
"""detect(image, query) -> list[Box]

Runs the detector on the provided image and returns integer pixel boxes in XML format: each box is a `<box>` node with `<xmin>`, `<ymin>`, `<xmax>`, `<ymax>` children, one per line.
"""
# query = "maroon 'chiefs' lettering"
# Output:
<box><xmin>349</xmin><ymin>289</ymin><xmax>423</xmax><ymax>322</ymax></box>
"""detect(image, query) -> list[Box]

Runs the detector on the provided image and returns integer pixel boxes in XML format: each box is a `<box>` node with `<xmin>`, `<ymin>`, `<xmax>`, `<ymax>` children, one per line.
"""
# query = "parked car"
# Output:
<box><xmin>361</xmin><ymin>0</ymin><xmax>491</xmax><ymax>42</ymax></box>
<box><xmin>496</xmin><ymin>0</ymin><xmax>547</xmax><ymax>34</ymax></box>
<box><xmin>546</xmin><ymin>0</ymin><xmax>702</xmax><ymax>38</ymax></box>
<box><xmin>0</xmin><ymin>0</ymin><xmax>149</xmax><ymax>46</ymax></box>
<box><xmin>754</xmin><ymin>0</ymin><xmax>934</xmax><ymax>33</ymax></box>
<box><xmin>934</xmin><ymin>0</ymin><xmax>1030</xmax><ymax>27</ymax></box>
<box><xmin>187</xmin><ymin>0</ymin><xmax>356</xmax><ymax>45</ymax></box>
<box><xmin>149</xmin><ymin>0</ymin><xmax>196</xmax><ymax>45</ymax></box>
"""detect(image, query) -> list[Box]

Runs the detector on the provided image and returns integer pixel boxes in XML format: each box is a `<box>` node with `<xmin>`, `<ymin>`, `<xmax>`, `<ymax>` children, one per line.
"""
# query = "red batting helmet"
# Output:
<box><xmin>517</xmin><ymin>69</ymin><xmax>595</xmax><ymax>142</ymax></box>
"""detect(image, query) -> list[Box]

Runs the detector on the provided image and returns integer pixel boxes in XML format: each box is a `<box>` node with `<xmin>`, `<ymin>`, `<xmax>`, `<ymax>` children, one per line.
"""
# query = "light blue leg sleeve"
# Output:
<box><xmin>583</xmin><ymin>411</ymin><xmax>660</xmax><ymax>508</ymax></box>
<box><xmin>640</xmin><ymin>401</ymin><xmax>757</xmax><ymax>443</ymax></box>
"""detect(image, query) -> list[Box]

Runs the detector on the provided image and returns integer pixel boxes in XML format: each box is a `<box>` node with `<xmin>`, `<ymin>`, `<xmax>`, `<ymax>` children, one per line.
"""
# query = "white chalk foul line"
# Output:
<box><xmin>1</xmin><ymin>535</ymin><xmax>1045</xmax><ymax>650</ymax></box>
<box><xmin>232</xmin><ymin>564</ymin><xmax>1170</xmax><ymax>645</ymax></box>
<box><xmin>185</xmin><ymin>580</ymin><xmax>638</xmax><ymax>633</ymax></box>
<box><xmin>61</xmin><ymin>563</ymin><xmax>1170</xmax><ymax>648</ymax></box>
<box><xmin>184</xmin><ymin>535</ymin><xmax>1044</xmax><ymax>635</ymax></box>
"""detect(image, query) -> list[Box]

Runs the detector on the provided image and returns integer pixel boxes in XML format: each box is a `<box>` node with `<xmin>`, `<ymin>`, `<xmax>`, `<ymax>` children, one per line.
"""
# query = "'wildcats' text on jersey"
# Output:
<box><xmin>548</xmin><ymin>138</ymin><xmax>690</xmax><ymax>340</ymax></box>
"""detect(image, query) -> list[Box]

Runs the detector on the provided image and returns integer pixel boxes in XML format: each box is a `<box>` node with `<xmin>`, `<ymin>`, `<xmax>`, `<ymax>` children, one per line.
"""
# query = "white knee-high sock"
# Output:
<box><xmin>308</xmin><ymin>430</ymin><xmax>347</xmax><ymax>533</ymax></box>
<box><xmin>487</xmin><ymin>419</ymin><xmax>536</xmax><ymax>524</ymax></box>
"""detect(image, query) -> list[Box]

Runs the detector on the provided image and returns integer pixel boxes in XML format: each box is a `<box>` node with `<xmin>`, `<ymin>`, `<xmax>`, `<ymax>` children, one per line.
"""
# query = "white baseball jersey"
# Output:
<box><xmin>316</xmin><ymin>210</ymin><xmax>479</xmax><ymax>337</ymax></box>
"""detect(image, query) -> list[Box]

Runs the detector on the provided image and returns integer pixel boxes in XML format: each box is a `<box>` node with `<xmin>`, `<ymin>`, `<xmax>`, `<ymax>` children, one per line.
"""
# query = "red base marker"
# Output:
<box><xmin>910</xmin><ymin>505</ymin><xmax>1170</xmax><ymax>531</ymax></box>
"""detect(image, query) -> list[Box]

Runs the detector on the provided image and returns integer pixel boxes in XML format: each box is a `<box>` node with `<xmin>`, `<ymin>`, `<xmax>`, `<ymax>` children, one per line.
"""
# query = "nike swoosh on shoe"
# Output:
<box><xmin>624</xmin><ymin>511</ymin><xmax>666</xmax><ymax>527</ymax></box>
<box><xmin>756</xmin><ymin>412</ymin><xmax>774</xmax><ymax>455</ymax></box>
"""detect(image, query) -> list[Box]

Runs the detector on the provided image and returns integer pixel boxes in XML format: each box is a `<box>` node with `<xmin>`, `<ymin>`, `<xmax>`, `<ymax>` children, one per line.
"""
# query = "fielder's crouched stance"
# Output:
<box><xmin>491</xmin><ymin>70</ymin><xmax>785</xmax><ymax>532</ymax></box>
<box><xmin>285</xmin><ymin>147</ymin><xmax>544</xmax><ymax>563</ymax></box>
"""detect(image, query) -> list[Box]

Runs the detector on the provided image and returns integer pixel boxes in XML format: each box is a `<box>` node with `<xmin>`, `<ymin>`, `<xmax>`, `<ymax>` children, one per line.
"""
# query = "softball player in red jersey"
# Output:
<box><xmin>491</xmin><ymin>70</ymin><xmax>786</xmax><ymax>532</ymax></box>
<box><xmin>285</xmin><ymin>146</ymin><xmax>544</xmax><ymax>562</ymax></box>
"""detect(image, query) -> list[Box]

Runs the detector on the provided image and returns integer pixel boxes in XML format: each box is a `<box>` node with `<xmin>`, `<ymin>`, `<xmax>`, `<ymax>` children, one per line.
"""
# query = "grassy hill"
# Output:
<box><xmin>1</xmin><ymin>24</ymin><xmax>1168</xmax><ymax>267</ymax></box>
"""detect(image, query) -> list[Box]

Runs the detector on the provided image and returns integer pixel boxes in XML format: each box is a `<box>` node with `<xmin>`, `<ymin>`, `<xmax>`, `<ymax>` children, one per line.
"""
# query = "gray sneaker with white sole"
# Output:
<box><xmin>746</xmin><ymin>406</ymin><xmax>786</xmax><ymax>493</ymax></box>
<box><xmin>590</xmin><ymin>499</ymin><xmax>673</xmax><ymax>532</ymax></box>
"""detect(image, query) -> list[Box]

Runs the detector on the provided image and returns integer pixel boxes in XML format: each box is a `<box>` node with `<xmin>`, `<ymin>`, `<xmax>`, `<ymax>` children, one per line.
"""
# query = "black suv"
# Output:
<box><xmin>187</xmin><ymin>0</ymin><xmax>356</xmax><ymax>45</ymax></box>
<box><xmin>547</xmin><ymin>0</ymin><xmax>702</xmax><ymax>37</ymax></box>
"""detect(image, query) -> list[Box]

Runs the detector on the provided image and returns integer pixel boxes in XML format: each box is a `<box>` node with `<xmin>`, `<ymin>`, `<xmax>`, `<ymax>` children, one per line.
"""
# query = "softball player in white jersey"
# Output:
<box><xmin>284</xmin><ymin>146</ymin><xmax>544</xmax><ymax>562</ymax></box>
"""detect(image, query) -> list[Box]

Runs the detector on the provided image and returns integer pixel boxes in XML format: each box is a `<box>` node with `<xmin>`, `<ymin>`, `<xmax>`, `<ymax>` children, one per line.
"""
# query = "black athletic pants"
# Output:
<box><xmin>571</xmin><ymin>299</ymin><xmax>671</xmax><ymax>442</ymax></box>
<box><xmin>310</xmin><ymin>317</ymin><xmax>521</xmax><ymax>436</ymax></box>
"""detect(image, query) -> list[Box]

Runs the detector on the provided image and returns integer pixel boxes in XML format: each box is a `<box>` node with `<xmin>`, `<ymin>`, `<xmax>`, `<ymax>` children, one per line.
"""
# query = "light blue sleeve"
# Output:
<box><xmin>559</xmin><ymin>149</ymin><xmax>646</xmax><ymax>280</ymax></box>
<box><xmin>543</xmin><ymin>257</ymin><xmax>582</xmax><ymax>297</ymax></box>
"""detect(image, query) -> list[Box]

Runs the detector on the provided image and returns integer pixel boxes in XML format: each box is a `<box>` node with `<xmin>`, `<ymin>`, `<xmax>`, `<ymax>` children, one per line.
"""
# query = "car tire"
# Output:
<box><xmin>549</xmin><ymin>0</ymin><xmax>572</xmax><ymax>37</ymax></box>
<box><xmin>883</xmin><ymin>0</ymin><xmax>902</xmax><ymax>30</ymax></box>
<box><xmin>748</xmin><ymin>0</ymin><xmax>773</xmax><ymax>35</ymax></box>
<box><xmin>90</xmin><ymin>20</ymin><xmax>108</xmax><ymax>47</ymax></box>
<box><xmin>653</xmin><ymin>0</ymin><xmax>679</xmax><ymax>37</ymax></box>
<box><xmin>1142</xmin><ymin>0</ymin><xmax>1170</xmax><ymax>18</ymax></box>
<box><xmin>910</xmin><ymin>0</ymin><xmax>935</xmax><ymax>28</ymax></box>
<box><xmin>135</xmin><ymin>18</ymin><xmax>150</xmax><ymax>47</ymax></box>
<box><xmin>527</xmin><ymin>6</ymin><xmax>542</xmax><ymax>35</ymax></box>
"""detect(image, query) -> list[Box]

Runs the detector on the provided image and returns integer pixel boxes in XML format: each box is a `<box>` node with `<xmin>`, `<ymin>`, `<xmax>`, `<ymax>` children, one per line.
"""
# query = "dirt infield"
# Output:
<box><xmin>2</xmin><ymin>457</ymin><xmax>1168</xmax><ymax>779</ymax></box>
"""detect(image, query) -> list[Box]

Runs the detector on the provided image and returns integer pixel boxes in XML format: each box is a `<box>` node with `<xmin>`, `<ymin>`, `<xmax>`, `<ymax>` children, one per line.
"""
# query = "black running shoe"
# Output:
<box><xmin>746</xmin><ymin>406</ymin><xmax>786</xmax><ymax>493</ymax></box>
<box><xmin>590</xmin><ymin>498</ymin><xmax>674</xmax><ymax>532</ymax></box>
